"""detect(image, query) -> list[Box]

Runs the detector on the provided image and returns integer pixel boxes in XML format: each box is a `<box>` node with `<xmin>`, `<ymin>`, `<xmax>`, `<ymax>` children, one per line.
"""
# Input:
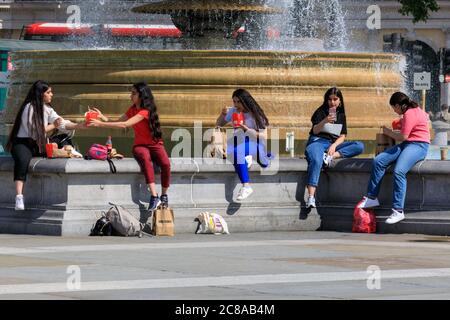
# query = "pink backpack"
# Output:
<box><xmin>88</xmin><ymin>144</ymin><xmax>108</xmax><ymax>161</ymax></box>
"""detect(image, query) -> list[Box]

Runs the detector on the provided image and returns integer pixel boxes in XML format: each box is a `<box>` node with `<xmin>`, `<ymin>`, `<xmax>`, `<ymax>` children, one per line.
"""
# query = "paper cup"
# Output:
<box><xmin>46</xmin><ymin>143</ymin><xmax>54</xmax><ymax>158</ymax></box>
<box><xmin>85</xmin><ymin>111</ymin><xmax>99</xmax><ymax>123</ymax></box>
<box><xmin>440</xmin><ymin>147</ymin><xmax>448</xmax><ymax>160</ymax></box>
<box><xmin>232</xmin><ymin>113</ymin><xmax>244</xmax><ymax>128</ymax></box>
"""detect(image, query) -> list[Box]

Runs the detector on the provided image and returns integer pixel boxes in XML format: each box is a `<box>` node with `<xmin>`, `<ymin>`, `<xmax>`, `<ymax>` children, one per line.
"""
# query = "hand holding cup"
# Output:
<box><xmin>54</xmin><ymin>117</ymin><xmax>63</xmax><ymax>128</ymax></box>
<box><xmin>221</xmin><ymin>106</ymin><xmax>230</xmax><ymax>117</ymax></box>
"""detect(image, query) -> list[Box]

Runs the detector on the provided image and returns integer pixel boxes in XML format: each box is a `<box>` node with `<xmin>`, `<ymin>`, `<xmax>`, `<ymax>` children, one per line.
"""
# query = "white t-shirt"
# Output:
<box><xmin>17</xmin><ymin>103</ymin><xmax>60</xmax><ymax>138</ymax></box>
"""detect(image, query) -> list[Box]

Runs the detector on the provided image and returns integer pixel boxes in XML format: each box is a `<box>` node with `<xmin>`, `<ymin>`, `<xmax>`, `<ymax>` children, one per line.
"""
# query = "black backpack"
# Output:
<box><xmin>90</xmin><ymin>215</ymin><xmax>113</xmax><ymax>236</ymax></box>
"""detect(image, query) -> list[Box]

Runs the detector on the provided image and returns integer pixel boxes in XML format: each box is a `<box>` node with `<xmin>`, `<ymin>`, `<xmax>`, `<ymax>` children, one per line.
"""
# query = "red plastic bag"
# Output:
<box><xmin>352</xmin><ymin>200</ymin><xmax>377</xmax><ymax>233</ymax></box>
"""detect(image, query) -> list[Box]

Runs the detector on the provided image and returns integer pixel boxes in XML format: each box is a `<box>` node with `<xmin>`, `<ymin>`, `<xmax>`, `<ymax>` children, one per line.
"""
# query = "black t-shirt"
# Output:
<box><xmin>309</xmin><ymin>106</ymin><xmax>348</xmax><ymax>142</ymax></box>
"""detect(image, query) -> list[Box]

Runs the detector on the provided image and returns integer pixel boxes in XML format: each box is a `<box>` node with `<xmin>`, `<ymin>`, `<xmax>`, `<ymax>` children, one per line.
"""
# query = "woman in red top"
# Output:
<box><xmin>89</xmin><ymin>82</ymin><xmax>171</xmax><ymax>211</ymax></box>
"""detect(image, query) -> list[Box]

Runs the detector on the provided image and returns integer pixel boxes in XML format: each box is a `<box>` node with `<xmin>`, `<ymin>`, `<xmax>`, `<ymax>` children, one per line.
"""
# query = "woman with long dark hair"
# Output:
<box><xmin>7</xmin><ymin>80</ymin><xmax>85</xmax><ymax>211</ymax></box>
<box><xmin>89</xmin><ymin>82</ymin><xmax>171</xmax><ymax>211</ymax></box>
<box><xmin>304</xmin><ymin>87</ymin><xmax>364</xmax><ymax>208</ymax></box>
<box><xmin>359</xmin><ymin>92</ymin><xmax>430</xmax><ymax>224</ymax></box>
<box><xmin>216</xmin><ymin>88</ymin><xmax>272</xmax><ymax>201</ymax></box>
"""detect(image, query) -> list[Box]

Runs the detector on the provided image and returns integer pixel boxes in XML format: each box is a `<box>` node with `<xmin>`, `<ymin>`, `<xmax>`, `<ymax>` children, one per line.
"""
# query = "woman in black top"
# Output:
<box><xmin>304</xmin><ymin>87</ymin><xmax>364</xmax><ymax>208</ymax></box>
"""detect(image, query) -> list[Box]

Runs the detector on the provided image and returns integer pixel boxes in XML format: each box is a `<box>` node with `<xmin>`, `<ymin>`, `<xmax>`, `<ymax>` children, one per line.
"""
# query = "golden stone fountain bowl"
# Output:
<box><xmin>1</xmin><ymin>50</ymin><xmax>401</xmax><ymax>155</ymax></box>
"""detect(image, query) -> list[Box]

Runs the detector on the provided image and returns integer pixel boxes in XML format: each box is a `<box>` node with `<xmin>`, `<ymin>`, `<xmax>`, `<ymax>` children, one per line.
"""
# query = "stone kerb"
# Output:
<box><xmin>0</xmin><ymin>157</ymin><xmax>316</xmax><ymax>236</ymax></box>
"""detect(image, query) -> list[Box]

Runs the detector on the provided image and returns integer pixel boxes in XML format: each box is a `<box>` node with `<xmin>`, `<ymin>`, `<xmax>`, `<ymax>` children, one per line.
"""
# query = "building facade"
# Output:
<box><xmin>342</xmin><ymin>0</ymin><xmax>450</xmax><ymax>110</ymax></box>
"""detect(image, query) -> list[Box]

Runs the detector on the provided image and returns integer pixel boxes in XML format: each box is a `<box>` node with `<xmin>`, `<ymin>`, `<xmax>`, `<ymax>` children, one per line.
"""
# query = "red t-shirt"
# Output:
<box><xmin>125</xmin><ymin>106</ymin><xmax>163</xmax><ymax>146</ymax></box>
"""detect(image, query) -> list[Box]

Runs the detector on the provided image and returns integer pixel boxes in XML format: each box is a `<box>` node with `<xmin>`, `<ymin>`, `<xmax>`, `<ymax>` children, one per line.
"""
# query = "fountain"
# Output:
<box><xmin>0</xmin><ymin>0</ymin><xmax>402</xmax><ymax>157</ymax></box>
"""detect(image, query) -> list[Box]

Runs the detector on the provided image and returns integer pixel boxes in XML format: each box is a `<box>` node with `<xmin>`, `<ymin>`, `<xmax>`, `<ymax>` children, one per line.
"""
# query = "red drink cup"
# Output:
<box><xmin>46</xmin><ymin>143</ymin><xmax>54</xmax><ymax>158</ymax></box>
<box><xmin>85</xmin><ymin>111</ymin><xmax>99</xmax><ymax>123</ymax></box>
<box><xmin>232</xmin><ymin>113</ymin><xmax>244</xmax><ymax>128</ymax></box>
<box><xmin>392</xmin><ymin>119</ymin><xmax>402</xmax><ymax>130</ymax></box>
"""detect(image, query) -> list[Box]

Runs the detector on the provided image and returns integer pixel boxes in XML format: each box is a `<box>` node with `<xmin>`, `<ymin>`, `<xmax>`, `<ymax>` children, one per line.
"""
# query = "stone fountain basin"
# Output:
<box><xmin>3</xmin><ymin>50</ymin><xmax>401</xmax><ymax>143</ymax></box>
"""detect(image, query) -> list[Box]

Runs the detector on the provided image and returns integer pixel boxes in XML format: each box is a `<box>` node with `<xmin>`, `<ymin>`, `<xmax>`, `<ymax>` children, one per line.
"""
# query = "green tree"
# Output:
<box><xmin>398</xmin><ymin>0</ymin><xmax>440</xmax><ymax>23</ymax></box>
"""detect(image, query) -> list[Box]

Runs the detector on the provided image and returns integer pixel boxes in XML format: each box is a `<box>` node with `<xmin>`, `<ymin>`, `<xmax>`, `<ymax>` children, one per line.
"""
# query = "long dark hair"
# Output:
<box><xmin>133</xmin><ymin>82</ymin><xmax>162</xmax><ymax>140</ymax></box>
<box><xmin>6</xmin><ymin>80</ymin><xmax>50</xmax><ymax>152</ymax></box>
<box><xmin>390</xmin><ymin>92</ymin><xmax>419</xmax><ymax>114</ymax></box>
<box><xmin>321</xmin><ymin>87</ymin><xmax>346</xmax><ymax>114</ymax></box>
<box><xmin>232</xmin><ymin>89</ymin><xmax>269</xmax><ymax>130</ymax></box>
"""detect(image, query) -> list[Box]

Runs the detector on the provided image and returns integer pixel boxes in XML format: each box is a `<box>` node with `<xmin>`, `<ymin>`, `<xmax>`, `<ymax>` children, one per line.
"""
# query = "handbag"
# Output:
<box><xmin>195</xmin><ymin>212</ymin><xmax>230</xmax><ymax>235</ymax></box>
<box><xmin>105</xmin><ymin>203</ymin><xmax>144</xmax><ymax>237</ymax></box>
<box><xmin>85</xmin><ymin>144</ymin><xmax>117</xmax><ymax>173</ymax></box>
<box><xmin>152</xmin><ymin>205</ymin><xmax>175</xmax><ymax>236</ymax></box>
<box><xmin>49</xmin><ymin>133</ymin><xmax>74</xmax><ymax>149</ymax></box>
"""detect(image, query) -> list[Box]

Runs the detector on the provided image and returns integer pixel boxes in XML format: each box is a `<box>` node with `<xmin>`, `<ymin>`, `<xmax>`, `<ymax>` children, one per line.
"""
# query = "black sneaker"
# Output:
<box><xmin>160</xmin><ymin>194</ymin><xmax>169</xmax><ymax>207</ymax></box>
<box><xmin>148</xmin><ymin>195</ymin><xmax>161</xmax><ymax>212</ymax></box>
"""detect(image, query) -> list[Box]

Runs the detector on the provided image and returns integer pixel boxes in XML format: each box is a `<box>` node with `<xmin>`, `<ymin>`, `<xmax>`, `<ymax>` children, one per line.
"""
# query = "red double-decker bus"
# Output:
<box><xmin>22</xmin><ymin>23</ymin><xmax>183</xmax><ymax>41</ymax></box>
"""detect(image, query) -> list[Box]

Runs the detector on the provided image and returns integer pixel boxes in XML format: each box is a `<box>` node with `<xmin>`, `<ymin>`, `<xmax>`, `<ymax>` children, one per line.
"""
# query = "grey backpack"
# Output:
<box><xmin>105</xmin><ymin>203</ymin><xmax>145</xmax><ymax>237</ymax></box>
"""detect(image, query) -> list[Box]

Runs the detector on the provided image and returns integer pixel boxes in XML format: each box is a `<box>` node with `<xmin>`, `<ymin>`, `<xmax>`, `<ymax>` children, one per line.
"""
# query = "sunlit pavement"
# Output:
<box><xmin>0</xmin><ymin>231</ymin><xmax>450</xmax><ymax>300</ymax></box>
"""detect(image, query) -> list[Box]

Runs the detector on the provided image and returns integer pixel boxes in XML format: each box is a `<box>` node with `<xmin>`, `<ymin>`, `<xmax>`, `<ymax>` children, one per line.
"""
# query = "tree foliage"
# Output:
<box><xmin>398</xmin><ymin>0</ymin><xmax>440</xmax><ymax>23</ymax></box>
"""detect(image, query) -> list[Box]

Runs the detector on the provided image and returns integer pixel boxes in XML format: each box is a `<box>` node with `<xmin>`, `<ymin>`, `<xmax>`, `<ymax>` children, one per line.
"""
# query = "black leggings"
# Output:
<box><xmin>11</xmin><ymin>138</ymin><xmax>40</xmax><ymax>182</ymax></box>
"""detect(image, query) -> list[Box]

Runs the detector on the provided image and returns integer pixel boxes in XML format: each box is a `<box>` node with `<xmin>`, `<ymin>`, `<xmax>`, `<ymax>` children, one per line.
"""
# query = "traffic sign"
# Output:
<box><xmin>414</xmin><ymin>72</ymin><xmax>431</xmax><ymax>91</ymax></box>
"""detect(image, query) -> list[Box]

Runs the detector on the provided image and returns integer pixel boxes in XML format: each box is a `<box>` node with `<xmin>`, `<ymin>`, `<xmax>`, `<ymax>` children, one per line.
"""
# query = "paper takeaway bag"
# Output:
<box><xmin>52</xmin><ymin>148</ymin><xmax>71</xmax><ymax>158</ymax></box>
<box><xmin>152</xmin><ymin>206</ymin><xmax>175</xmax><ymax>237</ymax></box>
<box><xmin>375</xmin><ymin>133</ymin><xmax>395</xmax><ymax>156</ymax></box>
<box><xmin>209</xmin><ymin>127</ymin><xmax>227</xmax><ymax>159</ymax></box>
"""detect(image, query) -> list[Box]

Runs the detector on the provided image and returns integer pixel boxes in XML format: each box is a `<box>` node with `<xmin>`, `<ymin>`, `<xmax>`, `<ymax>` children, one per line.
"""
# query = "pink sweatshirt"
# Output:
<box><xmin>400</xmin><ymin>107</ymin><xmax>430</xmax><ymax>143</ymax></box>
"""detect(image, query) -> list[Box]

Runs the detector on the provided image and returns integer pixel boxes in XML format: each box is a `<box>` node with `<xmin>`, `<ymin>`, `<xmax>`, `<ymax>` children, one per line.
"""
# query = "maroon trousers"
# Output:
<box><xmin>133</xmin><ymin>144</ymin><xmax>171</xmax><ymax>188</ymax></box>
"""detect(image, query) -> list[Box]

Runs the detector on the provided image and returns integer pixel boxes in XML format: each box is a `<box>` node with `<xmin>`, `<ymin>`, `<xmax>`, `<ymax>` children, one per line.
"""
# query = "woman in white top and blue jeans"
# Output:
<box><xmin>216</xmin><ymin>89</ymin><xmax>272</xmax><ymax>202</ymax></box>
<box><xmin>6</xmin><ymin>80</ymin><xmax>85</xmax><ymax>211</ymax></box>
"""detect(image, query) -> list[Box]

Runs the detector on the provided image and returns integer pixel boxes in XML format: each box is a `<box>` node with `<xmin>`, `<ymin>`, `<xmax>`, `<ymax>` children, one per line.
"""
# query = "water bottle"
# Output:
<box><xmin>106</xmin><ymin>136</ymin><xmax>112</xmax><ymax>155</ymax></box>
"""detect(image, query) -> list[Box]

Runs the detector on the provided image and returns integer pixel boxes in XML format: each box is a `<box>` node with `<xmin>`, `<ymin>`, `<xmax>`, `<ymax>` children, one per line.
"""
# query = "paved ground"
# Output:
<box><xmin>0</xmin><ymin>231</ymin><xmax>450</xmax><ymax>300</ymax></box>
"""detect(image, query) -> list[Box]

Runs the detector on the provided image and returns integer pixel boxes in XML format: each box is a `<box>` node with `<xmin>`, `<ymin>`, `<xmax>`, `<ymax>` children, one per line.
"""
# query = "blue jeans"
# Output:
<box><xmin>305</xmin><ymin>136</ymin><xmax>364</xmax><ymax>187</ymax></box>
<box><xmin>367</xmin><ymin>141</ymin><xmax>429</xmax><ymax>210</ymax></box>
<box><xmin>228</xmin><ymin>135</ymin><xmax>271</xmax><ymax>184</ymax></box>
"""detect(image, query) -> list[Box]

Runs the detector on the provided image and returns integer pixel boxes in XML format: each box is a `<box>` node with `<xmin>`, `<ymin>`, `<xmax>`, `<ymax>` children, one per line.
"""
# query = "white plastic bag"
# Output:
<box><xmin>195</xmin><ymin>212</ymin><xmax>230</xmax><ymax>235</ymax></box>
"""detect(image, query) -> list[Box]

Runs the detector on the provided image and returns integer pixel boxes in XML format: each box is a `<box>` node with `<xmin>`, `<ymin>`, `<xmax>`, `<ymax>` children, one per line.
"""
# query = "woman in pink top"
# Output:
<box><xmin>359</xmin><ymin>92</ymin><xmax>430</xmax><ymax>224</ymax></box>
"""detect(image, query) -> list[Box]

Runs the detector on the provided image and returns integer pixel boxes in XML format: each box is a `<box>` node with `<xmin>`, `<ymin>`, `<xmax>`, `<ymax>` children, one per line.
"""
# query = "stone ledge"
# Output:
<box><xmin>1</xmin><ymin>156</ymin><xmax>448</xmax><ymax>174</ymax></box>
<box><xmin>0</xmin><ymin>157</ymin><xmax>449</xmax><ymax>236</ymax></box>
<box><xmin>0</xmin><ymin>157</ymin><xmax>309</xmax><ymax>173</ymax></box>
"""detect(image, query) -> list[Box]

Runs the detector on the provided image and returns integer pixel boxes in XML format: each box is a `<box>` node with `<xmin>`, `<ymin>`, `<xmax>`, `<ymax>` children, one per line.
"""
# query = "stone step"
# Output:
<box><xmin>0</xmin><ymin>157</ymin><xmax>449</xmax><ymax>236</ymax></box>
<box><xmin>319</xmin><ymin>207</ymin><xmax>450</xmax><ymax>236</ymax></box>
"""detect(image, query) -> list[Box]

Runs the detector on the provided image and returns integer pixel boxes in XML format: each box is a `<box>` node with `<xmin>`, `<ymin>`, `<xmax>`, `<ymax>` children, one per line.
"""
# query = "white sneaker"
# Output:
<box><xmin>15</xmin><ymin>195</ymin><xmax>25</xmax><ymax>211</ymax></box>
<box><xmin>358</xmin><ymin>196</ymin><xmax>380</xmax><ymax>208</ymax></box>
<box><xmin>245</xmin><ymin>155</ymin><xmax>253</xmax><ymax>169</ymax></box>
<box><xmin>323</xmin><ymin>154</ymin><xmax>334</xmax><ymax>167</ymax></box>
<box><xmin>386</xmin><ymin>209</ymin><xmax>405</xmax><ymax>224</ymax></box>
<box><xmin>306</xmin><ymin>196</ymin><xmax>316</xmax><ymax>208</ymax></box>
<box><xmin>236</xmin><ymin>186</ymin><xmax>254</xmax><ymax>201</ymax></box>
